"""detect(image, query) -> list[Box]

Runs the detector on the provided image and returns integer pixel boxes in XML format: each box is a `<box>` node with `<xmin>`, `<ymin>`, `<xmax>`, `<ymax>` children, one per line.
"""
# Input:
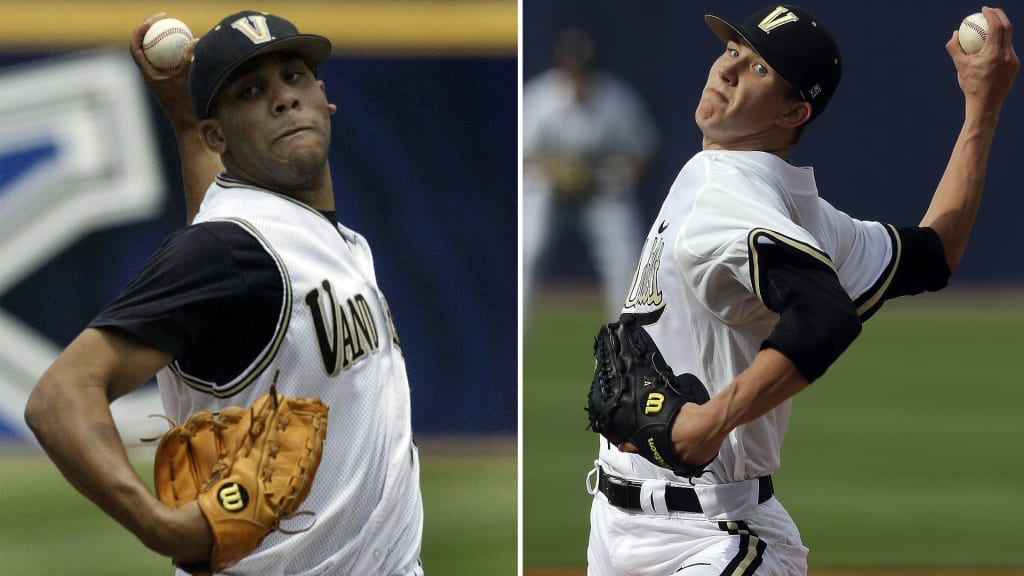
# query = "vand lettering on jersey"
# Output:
<box><xmin>624</xmin><ymin>237</ymin><xmax>665</xmax><ymax>310</ymax></box>
<box><xmin>304</xmin><ymin>279</ymin><xmax>383</xmax><ymax>375</ymax></box>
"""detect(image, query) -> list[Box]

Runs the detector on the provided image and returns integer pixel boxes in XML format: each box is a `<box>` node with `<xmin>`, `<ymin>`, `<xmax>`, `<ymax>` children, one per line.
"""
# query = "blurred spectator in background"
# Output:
<box><xmin>523</xmin><ymin>28</ymin><xmax>658</xmax><ymax>323</ymax></box>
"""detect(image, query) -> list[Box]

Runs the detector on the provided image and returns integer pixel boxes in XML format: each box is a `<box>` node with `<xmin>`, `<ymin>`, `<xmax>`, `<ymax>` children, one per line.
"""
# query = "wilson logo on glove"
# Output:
<box><xmin>218</xmin><ymin>483</ymin><xmax>249</xmax><ymax>512</ymax></box>
<box><xmin>644</xmin><ymin>393</ymin><xmax>664</xmax><ymax>415</ymax></box>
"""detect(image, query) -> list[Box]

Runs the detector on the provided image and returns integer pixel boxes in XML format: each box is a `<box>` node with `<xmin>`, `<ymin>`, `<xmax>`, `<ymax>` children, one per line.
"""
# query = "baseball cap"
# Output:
<box><xmin>190</xmin><ymin>10</ymin><xmax>332</xmax><ymax>119</ymax></box>
<box><xmin>705</xmin><ymin>5</ymin><xmax>841</xmax><ymax>120</ymax></box>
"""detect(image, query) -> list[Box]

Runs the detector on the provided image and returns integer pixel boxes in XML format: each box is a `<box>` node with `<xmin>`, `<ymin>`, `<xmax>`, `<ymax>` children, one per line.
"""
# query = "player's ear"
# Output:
<box><xmin>776</xmin><ymin>101</ymin><xmax>812</xmax><ymax>129</ymax></box>
<box><xmin>318</xmin><ymin>81</ymin><xmax>337</xmax><ymax>116</ymax></box>
<box><xmin>198</xmin><ymin>119</ymin><xmax>228</xmax><ymax>153</ymax></box>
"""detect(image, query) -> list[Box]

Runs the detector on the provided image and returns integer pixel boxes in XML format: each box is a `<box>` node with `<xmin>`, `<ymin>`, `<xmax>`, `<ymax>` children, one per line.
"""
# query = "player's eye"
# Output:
<box><xmin>283</xmin><ymin>70</ymin><xmax>306</xmax><ymax>83</ymax></box>
<box><xmin>753</xmin><ymin>63</ymin><xmax>768</xmax><ymax>76</ymax></box>
<box><xmin>728</xmin><ymin>48</ymin><xmax>739</xmax><ymax>58</ymax></box>
<box><xmin>239</xmin><ymin>84</ymin><xmax>261</xmax><ymax>99</ymax></box>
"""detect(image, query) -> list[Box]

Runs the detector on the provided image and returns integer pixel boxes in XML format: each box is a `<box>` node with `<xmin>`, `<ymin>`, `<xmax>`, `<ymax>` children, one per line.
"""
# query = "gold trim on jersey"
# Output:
<box><xmin>852</xmin><ymin>224</ymin><xmax>902</xmax><ymax>319</ymax></box>
<box><xmin>170</xmin><ymin>217</ymin><xmax>292</xmax><ymax>398</ymax></box>
<box><xmin>747</xmin><ymin>228</ymin><xmax>836</xmax><ymax>305</ymax></box>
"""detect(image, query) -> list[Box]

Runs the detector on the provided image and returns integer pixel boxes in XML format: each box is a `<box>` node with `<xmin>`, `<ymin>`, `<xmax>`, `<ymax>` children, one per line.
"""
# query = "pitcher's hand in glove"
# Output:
<box><xmin>586</xmin><ymin>314</ymin><xmax>713</xmax><ymax>477</ymax></box>
<box><xmin>150</xmin><ymin>381</ymin><xmax>328</xmax><ymax>575</ymax></box>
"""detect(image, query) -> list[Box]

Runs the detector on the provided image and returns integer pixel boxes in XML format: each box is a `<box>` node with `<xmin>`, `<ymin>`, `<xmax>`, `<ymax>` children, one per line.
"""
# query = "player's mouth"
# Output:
<box><xmin>704</xmin><ymin>87</ymin><xmax>728</xmax><ymax>103</ymax></box>
<box><xmin>275</xmin><ymin>126</ymin><xmax>314</xmax><ymax>142</ymax></box>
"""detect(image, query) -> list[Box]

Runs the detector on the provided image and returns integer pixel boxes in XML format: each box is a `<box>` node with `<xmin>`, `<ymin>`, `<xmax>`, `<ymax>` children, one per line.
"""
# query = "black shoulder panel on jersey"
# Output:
<box><xmin>852</xmin><ymin>225</ymin><xmax>951</xmax><ymax>321</ymax></box>
<box><xmin>89</xmin><ymin>221</ymin><xmax>285</xmax><ymax>390</ymax></box>
<box><xmin>748</xmin><ymin>229</ymin><xmax>862</xmax><ymax>383</ymax></box>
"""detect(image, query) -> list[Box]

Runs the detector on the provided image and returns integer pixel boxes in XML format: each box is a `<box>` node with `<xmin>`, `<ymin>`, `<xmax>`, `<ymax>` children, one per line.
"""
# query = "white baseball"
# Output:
<box><xmin>958</xmin><ymin>12</ymin><xmax>988</xmax><ymax>55</ymax></box>
<box><xmin>143</xmin><ymin>18</ymin><xmax>193</xmax><ymax>71</ymax></box>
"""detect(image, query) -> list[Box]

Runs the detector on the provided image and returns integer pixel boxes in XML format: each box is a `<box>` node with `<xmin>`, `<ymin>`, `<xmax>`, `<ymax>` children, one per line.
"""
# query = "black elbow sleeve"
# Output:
<box><xmin>886</xmin><ymin>225</ymin><xmax>951</xmax><ymax>298</ymax></box>
<box><xmin>748</xmin><ymin>230</ymin><xmax>862</xmax><ymax>383</ymax></box>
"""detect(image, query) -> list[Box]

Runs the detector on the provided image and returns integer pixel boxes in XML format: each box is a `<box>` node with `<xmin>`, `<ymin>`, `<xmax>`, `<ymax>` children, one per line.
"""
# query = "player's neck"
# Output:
<box><xmin>223</xmin><ymin>167</ymin><xmax>336</xmax><ymax>211</ymax></box>
<box><xmin>701</xmin><ymin>134</ymin><xmax>792</xmax><ymax>159</ymax></box>
<box><xmin>296</xmin><ymin>170</ymin><xmax>336</xmax><ymax>212</ymax></box>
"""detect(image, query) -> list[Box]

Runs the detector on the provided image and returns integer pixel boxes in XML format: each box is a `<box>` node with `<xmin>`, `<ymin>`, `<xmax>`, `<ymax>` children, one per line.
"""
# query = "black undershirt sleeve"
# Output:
<box><xmin>885</xmin><ymin>226</ymin><xmax>951</xmax><ymax>298</ymax></box>
<box><xmin>89</xmin><ymin>221</ymin><xmax>284</xmax><ymax>386</ymax></box>
<box><xmin>748</xmin><ymin>230</ymin><xmax>863</xmax><ymax>383</ymax></box>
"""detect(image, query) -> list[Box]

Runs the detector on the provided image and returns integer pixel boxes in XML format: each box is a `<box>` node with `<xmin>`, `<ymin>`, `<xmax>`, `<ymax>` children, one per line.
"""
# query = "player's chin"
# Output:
<box><xmin>694</xmin><ymin>101</ymin><xmax>717</xmax><ymax>127</ymax></box>
<box><xmin>275</xmin><ymin>141</ymin><xmax>328</xmax><ymax>168</ymax></box>
<box><xmin>265</xmin><ymin>152</ymin><xmax>328</xmax><ymax>188</ymax></box>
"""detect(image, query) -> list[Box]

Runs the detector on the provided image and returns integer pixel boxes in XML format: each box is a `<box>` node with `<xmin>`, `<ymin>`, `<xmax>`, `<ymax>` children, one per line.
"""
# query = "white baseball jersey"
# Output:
<box><xmin>602</xmin><ymin>149</ymin><xmax>897</xmax><ymax>486</ymax></box>
<box><xmin>154</xmin><ymin>178</ymin><xmax>423</xmax><ymax>575</ymax></box>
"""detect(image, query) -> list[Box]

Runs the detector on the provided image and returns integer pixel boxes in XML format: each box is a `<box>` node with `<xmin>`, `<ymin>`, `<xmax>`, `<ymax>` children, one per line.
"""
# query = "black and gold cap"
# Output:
<box><xmin>190</xmin><ymin>10</ymin><xmax>331</xmax><ymax>119</ymax></box>
<box><xmin>705</xmin><ymin>5</ymin><xmax>842</xmax><ymax>121</ymax></box>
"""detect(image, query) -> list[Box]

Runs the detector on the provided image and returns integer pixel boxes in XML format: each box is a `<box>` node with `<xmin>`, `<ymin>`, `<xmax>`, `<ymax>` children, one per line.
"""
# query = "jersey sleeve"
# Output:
<box><xmin>89</xmin><ymin>221</ymin><xmax>284</xmax><ymax>384</ymax></box>
<box><xmin>815</xmin><ymin>201</ymin><xmax>950</xmax><ymax>320</ymax></box>
<box><xmin>676</xmin><ymin>168</ymin><xmax>825</xmax><ymax>322</ymax></box>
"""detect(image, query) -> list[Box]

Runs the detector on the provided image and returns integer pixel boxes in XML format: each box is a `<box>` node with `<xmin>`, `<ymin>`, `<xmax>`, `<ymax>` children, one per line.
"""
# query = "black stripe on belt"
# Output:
<box><xmin>597</xmin><ymin>468</ymin><xmax>774</xmax><ymax>513</ymax></box>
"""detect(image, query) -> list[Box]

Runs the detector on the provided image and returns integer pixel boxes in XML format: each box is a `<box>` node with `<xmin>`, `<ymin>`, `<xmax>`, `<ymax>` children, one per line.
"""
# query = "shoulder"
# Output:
<box><xmin>139</xmin><ymin>221</ymin><xmax>281</xmax><ymax>296</ymax></box>
<box><xmin>161</xmin><ymin>220</ymin><xmax>266</xmax><ymax>261</ymax></box>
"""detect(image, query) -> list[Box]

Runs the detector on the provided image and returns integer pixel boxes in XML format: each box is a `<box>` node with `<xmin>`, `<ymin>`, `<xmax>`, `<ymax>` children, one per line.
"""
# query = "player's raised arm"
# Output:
<box><xmin>920</xmin><ymin>7</ymin><xmax>1018</xmax><ymax>271</ymax></box>
<box><xmin>130</xmin><ymin>13</ymin><xmax>224</xmax><ymax>225</ymax></box>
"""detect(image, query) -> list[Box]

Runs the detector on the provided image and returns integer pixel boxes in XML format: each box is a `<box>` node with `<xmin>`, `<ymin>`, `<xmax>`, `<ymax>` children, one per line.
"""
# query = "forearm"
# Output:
<box><xmin>925</xmin><ymin>7</ymin><xmax>1019</xmax><ymax>271</ymax></box>
<box><xmin>709</xmin><ymin>348</ymin><xmax>808</xmax><ymax>434</ymax></box>
<box><xmin>919</xmin><ymin>111</ymin><xmax>999</xmax><ymax>271</ymax></box>
<box><xmin>158</xmin><ymin>104</ymin><xmax>221</xmax><ymax>225</ymax></box>
<box><xmin>25</xmin><ymin>373</ymin><xmax>166</xmax><ymax>548</ymax></box>
<box><xmin>672</xmin><ymin>348</ymin><xmax>808</xmax><ymax>464</ymax></box>
<box><xmin>173</xmin><ymin>125</ymin><xmax>223</xmax><ymax>224</ymax></box>
<box><xmin>23</xmin><ymin>328</ymin><xmax>198</xmax><ymax>557</ymax></box>
<box><xmin>130</xmin><ymin>21</ymin><xmax>221</xmax><ymax>224</ymax></box>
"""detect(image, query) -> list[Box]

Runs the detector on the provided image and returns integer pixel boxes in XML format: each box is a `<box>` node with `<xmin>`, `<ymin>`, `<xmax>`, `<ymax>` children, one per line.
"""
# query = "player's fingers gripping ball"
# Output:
<box><xmin>151</xmin><ymin>381</ymin><xmax>329</xmax><ymax>575</ymax></box>
<box><xmin>587</xmin><ymin>314</ymin><xmax>713</xmax><ymax>477</ymax></box>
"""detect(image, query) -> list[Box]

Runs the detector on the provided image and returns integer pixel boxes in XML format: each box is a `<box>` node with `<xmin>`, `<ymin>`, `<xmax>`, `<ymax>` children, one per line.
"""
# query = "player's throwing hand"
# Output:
<box><xmin>946</xmin><ymin>7</ymin><xmax>1019</xmax><ymax>110</ymax></box>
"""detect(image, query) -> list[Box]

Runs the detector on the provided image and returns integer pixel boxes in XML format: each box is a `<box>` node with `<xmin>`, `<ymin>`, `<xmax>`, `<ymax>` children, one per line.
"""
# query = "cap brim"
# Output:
<box><xmin>705</xmin><ymin>14</ymin><xmax>759</xmax><ymax>54</ymax></box>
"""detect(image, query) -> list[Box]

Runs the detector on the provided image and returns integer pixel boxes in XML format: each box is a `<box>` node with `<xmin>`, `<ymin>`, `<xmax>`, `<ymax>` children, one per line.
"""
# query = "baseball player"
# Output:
<box><xmin>523</xmin><ymin>28</ymin><xmax>658</xmax><ymax>322</ymax></box>
<box><xmin>586</xmin><ymin>5</ymin><xmax>1017</xmax><ymax>575</ymax></box>
<box><xmin>25</xmin><ymin>10</ymin><xmax>424</xmax><ymax>575</ymax></box>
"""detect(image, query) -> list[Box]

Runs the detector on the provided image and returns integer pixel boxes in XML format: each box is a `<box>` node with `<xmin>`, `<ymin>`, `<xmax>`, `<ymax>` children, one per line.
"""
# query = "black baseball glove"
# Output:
<box><xmin>586</xmin><ymin>314</ymin><xmax>713</xmax><ymax>477</ymax></box>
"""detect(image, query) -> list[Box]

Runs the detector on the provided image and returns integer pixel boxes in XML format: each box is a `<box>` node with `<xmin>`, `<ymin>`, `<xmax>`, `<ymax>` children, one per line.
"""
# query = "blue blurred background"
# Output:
<box><xmin>524</xmin><ymin>0</ymin><xmax>1023</xmax><ymax>286</ymax></box>
<box><xmin>0</xmin><ymin>1</ymin><xmax>517</xmax><ymax>436</ymax></box>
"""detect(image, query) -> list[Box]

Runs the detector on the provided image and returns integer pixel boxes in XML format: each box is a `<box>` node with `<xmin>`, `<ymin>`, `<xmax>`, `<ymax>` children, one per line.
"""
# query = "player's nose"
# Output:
<box><xmin>271</xmin><ymin>83</ymin><xmax>301</xmax><ymax>115</ymax></box>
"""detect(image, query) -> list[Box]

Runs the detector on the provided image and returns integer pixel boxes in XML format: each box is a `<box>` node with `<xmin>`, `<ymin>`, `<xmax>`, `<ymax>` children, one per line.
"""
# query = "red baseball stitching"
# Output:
<box><xmin>144</xmin><ymin>27</ymin><xmax>190</xmax><ymax>51</ymax></box>
<box><xmin>964</xmin><ymin>19</ymin><xmax>987</xmax><ymax>43</ymax></box>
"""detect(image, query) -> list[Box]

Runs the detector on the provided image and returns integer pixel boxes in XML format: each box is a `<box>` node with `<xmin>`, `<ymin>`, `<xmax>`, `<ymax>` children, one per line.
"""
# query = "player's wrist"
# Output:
<box><xmin>670</xmin><ymin>401</ymin><xmax>727</xmax><ymax>467</ymax></box>
<box><xmin>146</xmin><ymin>501</ymin><xmax>213</xmax><ymax>564</ymax></box>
